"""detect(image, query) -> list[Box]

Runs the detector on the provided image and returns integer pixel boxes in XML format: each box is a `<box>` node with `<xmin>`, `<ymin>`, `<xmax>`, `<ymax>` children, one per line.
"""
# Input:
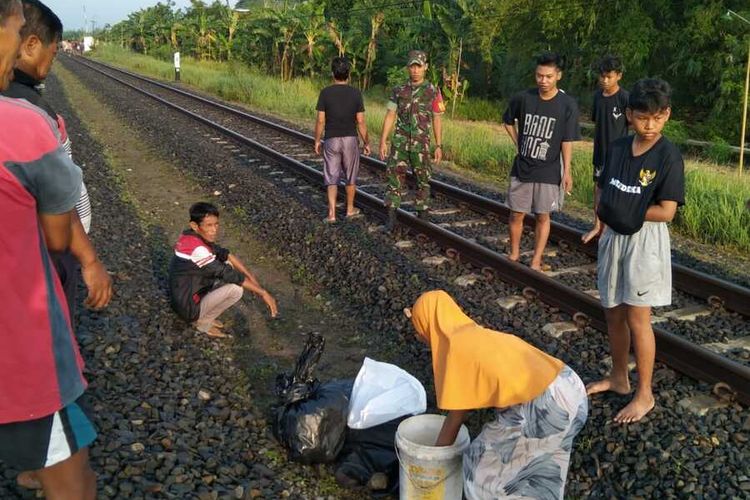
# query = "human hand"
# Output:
<box><xmin>314</xmin><ymin>141</ymin><xmax>321</xmax><ymax>156</ymax></box>
<box><xmin>379</xmin><ymin>142</ymin><xmax>388</xmax><ymax>161</ymax></box>
<box><xmin>581</xmin><ymin>226</ymin><xmax>601</xmax><ymax>244</ymax></box>
<box><xmin>563</xmin><ymin>172</ymin><xmax>573</xmax><ymax>195</ymax></box>
<box><xmin>434</xmin><ymin>146</ymin><xmax>443</xmax><ymax>163</ymax></box>
<box><xmin>261</xmin><ymin>290</ymin><xmax>278</xmax><ymax>318</ymax></box>
<box><xmin>82</xmin><ymin>259</ymin><xmax>113</xmax><ymax>309</ymax></box>
<box><xmin>363</xmin><ymin>143</ymin><xmax>371</xmax><ymax>156</ymax></box>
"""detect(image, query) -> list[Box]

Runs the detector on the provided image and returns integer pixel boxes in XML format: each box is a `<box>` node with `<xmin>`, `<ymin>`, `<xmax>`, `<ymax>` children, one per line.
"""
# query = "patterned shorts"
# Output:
<box><xmin>463</xmin><ymin>366</ymin><xmax>588</xmax><ymax>500</ymax></box>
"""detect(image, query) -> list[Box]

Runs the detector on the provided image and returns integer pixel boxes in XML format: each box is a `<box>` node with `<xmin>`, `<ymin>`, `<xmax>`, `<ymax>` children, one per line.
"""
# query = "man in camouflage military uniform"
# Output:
<box><xmin>379</xmin><ymin>50</ymin><xmax>444</xmax><ymax>230</ymax></box>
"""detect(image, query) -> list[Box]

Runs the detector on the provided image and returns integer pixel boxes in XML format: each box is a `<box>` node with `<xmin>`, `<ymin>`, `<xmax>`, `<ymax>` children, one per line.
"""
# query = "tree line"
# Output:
<box><xmin>96</xmin><ymin>0</ymin><xmax>750</xmax><ymax>144</ymax></box>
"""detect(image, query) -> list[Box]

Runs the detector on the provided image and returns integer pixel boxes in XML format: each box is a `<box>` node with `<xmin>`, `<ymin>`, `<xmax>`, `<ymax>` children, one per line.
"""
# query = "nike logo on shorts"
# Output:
<box><xmin>637</xmin><ymin>290</ymin><xmax>649</xmax><ymax>297</ymax></box>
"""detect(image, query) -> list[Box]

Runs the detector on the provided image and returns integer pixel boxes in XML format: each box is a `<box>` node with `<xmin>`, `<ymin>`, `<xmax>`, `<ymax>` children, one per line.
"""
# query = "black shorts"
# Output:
<box><xmin>0</xmin><ymin>395</ymin><xmax>96</xmax><ymax>471</ymax></box>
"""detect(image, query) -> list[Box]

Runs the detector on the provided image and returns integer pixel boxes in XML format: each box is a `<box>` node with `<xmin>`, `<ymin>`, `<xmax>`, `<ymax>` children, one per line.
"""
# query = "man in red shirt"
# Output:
<box><xmin>0</xmin><ymin>1</ymin><xmax>96</xmax><ymax>497</ymax></box>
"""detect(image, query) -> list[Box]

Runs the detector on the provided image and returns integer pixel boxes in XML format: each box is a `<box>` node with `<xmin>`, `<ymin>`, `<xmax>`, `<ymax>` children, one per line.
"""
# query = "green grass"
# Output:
<box><xmin>90</xmin><ymin>44</ymin><xmax>750</xmax><ymax>252</ymax></box>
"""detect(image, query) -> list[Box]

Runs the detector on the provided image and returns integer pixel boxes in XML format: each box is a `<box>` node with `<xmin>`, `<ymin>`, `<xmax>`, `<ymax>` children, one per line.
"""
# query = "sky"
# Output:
<box><xmin>46</xmin><ymin>0</ymin><xmax>195</xmax><ymax>32</ymax></box>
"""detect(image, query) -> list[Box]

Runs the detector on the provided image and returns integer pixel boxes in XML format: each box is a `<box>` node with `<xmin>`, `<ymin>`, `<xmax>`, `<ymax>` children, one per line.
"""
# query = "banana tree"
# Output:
<box><xmin>298</xmin><ymin>2</ymin><xmax>326</xmax><ymax>77</ymax></box>
<box><xmin>434</xmin><ymin>0</ymin><xmax>472</xmax><ymax>116</ymax></box>
<box><xmin>216</xmin><ymin>3</ymin><xmax>244</xmax><ymax>60</ymax></box>
<box><xmin>279</xmin><ymin>10</ymin><xmax>300</xmax><ymax>80</ymax></box>
<box><xmin>361</xmin><ymin>10</ymin><xmax>384</xmax><ymax>89</ymax></box>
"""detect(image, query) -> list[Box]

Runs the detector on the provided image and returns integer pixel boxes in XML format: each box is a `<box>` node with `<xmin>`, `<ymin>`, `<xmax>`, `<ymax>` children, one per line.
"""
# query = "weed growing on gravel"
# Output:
<box><xmin>231</xmin><ymin>206</ymin><xmax>248</xmax><ymax>218</ymax></box>
<box><xmin>89</xmin><ymin>45</ymin><xmax>750</xmax><ymax>252</ymax></box>
<box><xmin>247</xmin><ymin>362</ymin><xmax>277</xmax><ymax>380</ymax></box>
<box><xmin>315</xmin><ymin>475</ymin><xmax>345</xmax><ymax>496</ymax></box>
<box><xmin>261</xmin><ymin>448</ymin><xmax>284</xmax><ymax>466</ymax></box>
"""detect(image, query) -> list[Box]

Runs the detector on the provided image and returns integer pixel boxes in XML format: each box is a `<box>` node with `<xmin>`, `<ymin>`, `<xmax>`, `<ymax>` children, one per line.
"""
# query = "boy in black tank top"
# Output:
<box><xmin>585</xmin><ymin>79</ymin><xmax>685</xmax><ymax>424</ymax></box>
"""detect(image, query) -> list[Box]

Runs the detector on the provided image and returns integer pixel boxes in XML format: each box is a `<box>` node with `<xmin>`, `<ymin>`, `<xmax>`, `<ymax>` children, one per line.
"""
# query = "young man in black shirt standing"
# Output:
<box><xmin>585</xmin><ymin>79</ymin><xmax>685</xmax><ymax>423</ymax></box>
<box><xmin>582</xmin><ymin>55</ymin><xmax>630</xmax><ymax>243</ymax></box>
<box><xmin>503</xmin><ymin>52</ymin><xmax>580</xmax><ymax>270</ymax></box>
<box><xmin>314</xmin><ymin>57</ymin><xmax>370</xmax><ymax>223</ymax></box>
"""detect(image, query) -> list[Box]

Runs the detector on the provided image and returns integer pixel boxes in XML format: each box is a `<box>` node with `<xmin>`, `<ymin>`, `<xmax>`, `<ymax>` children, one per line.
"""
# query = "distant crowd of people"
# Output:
<box><xmin>0</xmin><ymin>0</ymin><xmax>685</xmax><ymax>497</ymax></box>
<box><xmin>61</xmin><ymin>39</ymin><xmax>83</xmax><ymax>55</ymax></box>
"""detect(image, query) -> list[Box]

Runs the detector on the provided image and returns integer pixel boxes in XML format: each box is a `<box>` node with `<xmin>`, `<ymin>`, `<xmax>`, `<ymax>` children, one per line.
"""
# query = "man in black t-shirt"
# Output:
<box><xmin>585</xmin><ymin>79</ymin><xmax>685</xmax><ymax>424</ymax></box>
<box><xmin>314</xmin><ymin>57</ymin><xmax>370</xmax><ymax>223</ymax></box>
<box><xmin>502</xmin><ymin>52</ymin><xmax>580</xmax><ymax>271</ymax></box>
<box><xmin>582</xmin><ymin>55</ymin><xmax>630</xmax><ymax>243</ymax></box>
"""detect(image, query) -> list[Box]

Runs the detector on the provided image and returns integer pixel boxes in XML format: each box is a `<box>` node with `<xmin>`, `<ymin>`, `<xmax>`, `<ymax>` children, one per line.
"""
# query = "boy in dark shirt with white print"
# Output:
<box><xmin>503</xmin><ymin>52</ymin><xmax>580</xmax><ymax>271</ymax></box>
<box><xmin>585</xmin><ymin>79</ymin><xmax>685</xmax><ymax>423</ymax></box>
<box><xmin>582</xmin><ymin>55</ymin><xmax>630</xmax><ymax>243</ymax></box>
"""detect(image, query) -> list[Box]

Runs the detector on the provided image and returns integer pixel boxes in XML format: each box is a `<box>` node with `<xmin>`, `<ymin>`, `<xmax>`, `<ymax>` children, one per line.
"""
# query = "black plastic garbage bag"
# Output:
<box><xmin>272</xmin><ymin>333</ymin><xmax>354</xmax><ymax>464</ymax></box>
<box><xmin>274</xmin><ymin>331</ymin><xmax>325</xmax><ymax>403</ymax></box>
<box><xmin>334</xmin><ymin>416</ymin><xmax>407</xmax><ymax>497</ymax></box>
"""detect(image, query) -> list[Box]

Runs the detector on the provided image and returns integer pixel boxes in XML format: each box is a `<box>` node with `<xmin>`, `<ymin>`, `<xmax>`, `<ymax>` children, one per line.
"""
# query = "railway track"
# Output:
<box><xmin>65</xmin><ymin>55</ymin><xmax>750</xmax><ymax>404</ymax></box>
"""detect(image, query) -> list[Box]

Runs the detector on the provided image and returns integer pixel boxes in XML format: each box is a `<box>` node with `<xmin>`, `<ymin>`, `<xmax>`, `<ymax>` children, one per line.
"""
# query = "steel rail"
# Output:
<box><xmin>71</xmin><ymin>57</ymin><xmax>750</xmax><ymax>319</ymax></box>
<box><xmin>66</xmin><ymin>55</ymin><xmax>750</xmax><ymax>404</ymax></box>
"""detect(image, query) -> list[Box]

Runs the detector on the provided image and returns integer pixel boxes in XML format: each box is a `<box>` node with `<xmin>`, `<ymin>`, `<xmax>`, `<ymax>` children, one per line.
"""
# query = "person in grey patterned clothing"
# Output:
<box><xmin>408</xmin><ymin>290</ymin><xmax>588</xmax><ymax>499</ymax></box>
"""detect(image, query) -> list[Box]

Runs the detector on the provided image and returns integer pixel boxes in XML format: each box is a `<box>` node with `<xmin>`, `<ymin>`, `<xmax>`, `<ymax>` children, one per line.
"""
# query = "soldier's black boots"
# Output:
<box><xmin>385</xmin><ymin>208</ymin><xmax>397</xmax><ymax>231</ymax></box>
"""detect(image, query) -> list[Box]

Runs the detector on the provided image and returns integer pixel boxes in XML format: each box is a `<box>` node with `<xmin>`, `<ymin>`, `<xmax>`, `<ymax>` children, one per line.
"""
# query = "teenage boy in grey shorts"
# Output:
<box><xmin>314</xmin><ymin>57</ymin><xmax>370</xmax><ymax>223</ymax></box>
<box><xmin>585</xmin><ymin>79</ymin><xmax>685</xmax><ymax>423</ymax></box>
<box><xmin>503</xmin><ymin>52</ymin><xmax>580</xmax><ymax>270</ymax></box>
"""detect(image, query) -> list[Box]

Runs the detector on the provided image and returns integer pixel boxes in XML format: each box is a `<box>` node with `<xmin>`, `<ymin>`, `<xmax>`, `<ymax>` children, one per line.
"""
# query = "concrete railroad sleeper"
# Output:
<box><xmin>67</xmin><ymin>55</ymin><xmax>750</xmax><ymax>405</ymax></box>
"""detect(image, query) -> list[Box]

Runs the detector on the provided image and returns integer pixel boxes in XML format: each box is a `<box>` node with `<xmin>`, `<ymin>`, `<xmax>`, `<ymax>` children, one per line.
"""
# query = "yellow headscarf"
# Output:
<box><xmin>411</xmin><ymin>290</ymin><xmax>564</xmax><ymax>410</ymax></box>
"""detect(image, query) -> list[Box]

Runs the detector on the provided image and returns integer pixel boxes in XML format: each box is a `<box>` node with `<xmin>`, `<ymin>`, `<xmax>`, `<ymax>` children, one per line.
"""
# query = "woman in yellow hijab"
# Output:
<box><xmin>410</xmin><ymin>290</ymin><xmax>588</xmax><ymax>500</ymax></box>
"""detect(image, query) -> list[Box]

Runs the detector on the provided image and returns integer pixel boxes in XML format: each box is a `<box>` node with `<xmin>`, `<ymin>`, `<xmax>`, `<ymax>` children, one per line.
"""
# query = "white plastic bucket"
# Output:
<box><xmin>395</xmin><ymin>414</ymin><xmax>470</xmax><ymax>499</ymax></box>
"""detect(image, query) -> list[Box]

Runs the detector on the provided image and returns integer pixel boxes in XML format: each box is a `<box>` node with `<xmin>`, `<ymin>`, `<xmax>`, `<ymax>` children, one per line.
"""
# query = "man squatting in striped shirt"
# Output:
<box><xmin>168</xmin><ymin>202</ymin><xmax>279</xmax><ymax>338</ymax></box>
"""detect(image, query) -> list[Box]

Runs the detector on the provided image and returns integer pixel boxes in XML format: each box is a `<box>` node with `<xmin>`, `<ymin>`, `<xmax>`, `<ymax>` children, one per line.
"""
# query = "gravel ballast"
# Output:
<box><xmin>2</xmin><ymin>58</ymin><xmax>746</xmax><ymax>498</ymax></box>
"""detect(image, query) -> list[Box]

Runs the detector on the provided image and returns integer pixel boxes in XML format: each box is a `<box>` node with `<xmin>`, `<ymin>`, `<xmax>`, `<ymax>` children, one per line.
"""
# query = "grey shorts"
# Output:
<box><xmin>597</xmin><ymin>222</ymin><xmax>672</xmax><ymax>308</ymax></box>
<box><xmin>323</xmin><ymin>136</ymin><xmax>360</xmax><ymax>186</ymax></box>
<box><xmin>506</xmin><ymin>177</ymin><xmax>564</xmax><ymax>214</ymax></box>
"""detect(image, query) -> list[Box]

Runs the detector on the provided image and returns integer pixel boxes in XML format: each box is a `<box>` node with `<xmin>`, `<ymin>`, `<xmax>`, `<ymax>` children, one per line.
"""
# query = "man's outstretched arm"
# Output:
<box><xmin>227</xmin><ymin>253</ymin><xmax>278</xmax><ymax>317</ymax></box>
<box><xmin>227</xmin><ymin>253</ymin><xmax>261</xmax><ymax>288</ymax></box>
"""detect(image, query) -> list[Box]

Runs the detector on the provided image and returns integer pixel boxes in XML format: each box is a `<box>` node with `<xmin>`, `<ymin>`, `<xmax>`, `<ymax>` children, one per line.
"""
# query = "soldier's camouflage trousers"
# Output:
<box><xmin>385</xmin><ymin>147</ymin><xmax>431</xmax><ymax>211</ymax></box>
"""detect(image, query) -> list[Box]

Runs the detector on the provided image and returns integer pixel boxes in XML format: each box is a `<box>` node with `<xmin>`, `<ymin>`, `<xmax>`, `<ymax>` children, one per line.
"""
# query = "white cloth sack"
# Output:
<box><xmin>347</xmin><ymin>357</ymin><xmax>427</xmax><ymax>430</ymax></box>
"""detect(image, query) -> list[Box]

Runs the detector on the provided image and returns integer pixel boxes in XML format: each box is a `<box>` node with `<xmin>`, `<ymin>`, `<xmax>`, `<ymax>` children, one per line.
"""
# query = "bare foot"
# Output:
<box><xmin>530</xmin><ymin>260</ymin><xmax>550</xmax><ymax>272</ymax></box>
<box><xmin>586</xmin><ymin>377</ymin><xmax>630</xmax><ymax>396</ymax></box>
<box><xmin>614</xmin><ymin>391</ymin><xmax>655</xmax><ymax>423</ymax></box>
<box><xmin>212</xmin><ymin>320</ymin><xmax>225</xmax><ymax>329</ymax></box>
<box><xmin>205</xmin><ymin>326</ymin><xmax>232</xmax><ymax>338</ymax></box>
<box><xmin>508</xmin><ymin>253</ymin><xmax>520</xmax><ymax>262</ymax></box>
<box><xmin>16</xmin><ymin>471</ymin><xmax>41</xmax><ymax>490</ymax></box>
